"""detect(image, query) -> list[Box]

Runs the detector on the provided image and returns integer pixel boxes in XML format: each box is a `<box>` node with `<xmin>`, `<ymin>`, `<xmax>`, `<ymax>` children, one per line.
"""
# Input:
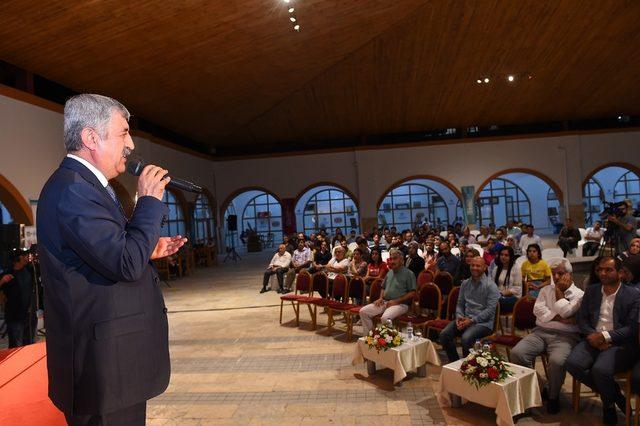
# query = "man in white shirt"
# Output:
<box><xmin>261</xmin><ymin>244</ymin><xmax>292</xmax><ymax>294</ymax></box>
<box><xmin>285</xmin><ymin>239</ymin><xmax>313</xmax><ymax>292</ymax></box>
<box><xmin>510</xmin><ymin>258</ymin><xmax>584</xmax><ymax>414</ymax></box>
<box><xmin>519</xmin><ymin>224</ymin><xmax>543</xmax><ymax>253</ymax></box>
<box><xmin>565</xmin><ymin>256</ymin><xmax>640</xmax><ymax>425</ymax></box>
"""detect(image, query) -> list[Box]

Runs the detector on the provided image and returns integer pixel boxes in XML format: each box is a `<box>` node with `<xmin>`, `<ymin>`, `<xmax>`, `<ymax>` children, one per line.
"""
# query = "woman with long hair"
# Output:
<box><xmin>364</xmin><ymin>247</ymin><xmax>388</xmax><ymax>283</ymax></box>
<box><xmin>491</xmin><ymin>246</ymin><xmax>522</xmax><ymax>313</ymax></box>
<box><xmin>521</xmin><ymin>243</ymin><xmax>551</xmax><ymax>297</ymax></box>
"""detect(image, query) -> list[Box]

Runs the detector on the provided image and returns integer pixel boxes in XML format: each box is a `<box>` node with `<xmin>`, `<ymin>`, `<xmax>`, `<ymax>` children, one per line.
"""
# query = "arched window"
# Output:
<box><xmin>161</xmin><ymin>191</ymin><xmax>186</xmax><ymax>237</ymax></box>
<box><xmin>378</xmin><ymin>180</ymin><xmax>457</xmax><ymax>230</ymax></box>
<box><xmin>477</xmin><ymin>178</ymin><xmax>531</xmax><ymax>226</ymax></box>
<box><xmin>0</xmin><ymin>201</ymin><xmax>13</xmax><ymax>224</ymax></box>
<box><xmin>297</xmin><ymin>186</ymin><xmax>359</xmax><ymax>235</ymax></box>
<box><xmin>193</xmin><ymin>194</ymin><xmax>215</xmax><ymax>243</ymax></box>
<box><xmin>242</xmin><ymin>193</ymin><xmax>282</xmax><ymax>245</ymax></box>
<box><xmin>583</xmin><ymin>178</ymin><xmax>604</xmax><ymax>227</ymax></box>
<box><xmin>614</xmin><ymin>170</ymin><xmax>640</xmax><ymax>207</ymax></box>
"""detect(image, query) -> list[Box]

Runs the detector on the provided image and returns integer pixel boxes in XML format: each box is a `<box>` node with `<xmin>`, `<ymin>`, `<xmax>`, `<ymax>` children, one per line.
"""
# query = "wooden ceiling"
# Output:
<box><xmin>1</xmin><ymin>0</ymin><xmax>639</xmax><ymax>154</ymax></box>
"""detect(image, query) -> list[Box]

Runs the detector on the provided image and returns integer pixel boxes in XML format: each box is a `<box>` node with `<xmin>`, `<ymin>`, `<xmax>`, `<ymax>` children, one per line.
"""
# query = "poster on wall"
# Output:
<box><xmin>461</xmin><ymin>185</ymin><xmax>476</xmax><ymax>226</ymax></box>
<box><xmin>280</xmin><ymin>198</ymin><xmax>296</xmax><ymax>234</ymax></box>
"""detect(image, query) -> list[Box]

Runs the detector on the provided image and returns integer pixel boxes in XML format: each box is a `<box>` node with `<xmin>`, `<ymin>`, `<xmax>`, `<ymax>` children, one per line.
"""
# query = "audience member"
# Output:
<box><xmin>453</xmin><ymin>248</ymin><xmax>480</xmax><ymax>285</ymax></box>
<box><xmin>358</xmin><ymin>248</ymin><xmax>417</xmax><ymax>335</ymax></box>
<box><xmin>510</xmin><ymin>258</ymin><xmax>583</xmax><ymax>414</ymax></box>
<box><xmin>506</xmin><ymin>219</ymin><xmax>522</xmax><ymax>237</ymax></box>
<box><xmin>390</xmin><ymin>235</ymin><xmax>408</xmax><ymax>257</ymax></box>
<box><xmin>505</xmin><ymin>234</ymin><xmax>521</xmax><ymax>256</ymax></box>
<box><xmin>606</xmin><ymin>199</ymin><xmax>638</xmax><ymax>254</ymax></box>
<box><xmin>0</xmin><ymin>251</ymin><xmax>36</xmax><ymax>348</ymax></box>
<box><xmin>565</xmin><ymin>256</ymin><xmax>640</xmax><ymax>425</ymax></box>
<box><xmin>355</xmin><ymin>236</ymin><xmax>371</xmax><ymax>262</ymax></box>
<box><xmin>325</xmin><ymin>246</ymin><xmax>349</xmax><ymax>280</ymax></box>
<box><xmin>346</xmin><ymin>229</ymin><xmax>357</xmax><ymax>244</ymax></box>
<box><xmin>483</xmin><ymin>237</ymin><xmax>497</xmax><ymax>266</ymax></box>
<box><xmin>460</xmin><ymin>226</ymin><xmax>476</xmax><ymax>244</ymax></box>
<box><xmin>439</xmin><ymin>257</ymin><xmax>500</xmax><ymax>361</ymax></box>
<box><xmin>521</xmin><ymin>243</ymin><xmax>551</xmax><ymax>297</ymax></box>
<box><xmin>436</xmin><ymin>241</ymin><xmax>460</xmax><ymax>276</ymax></box>
<box><xmin>287</xmin><ymin>239</ymin><xmax>312</xmax><ymax>291</ymax></box>
<box><xmin>309</xmin><ymin>241</ymin><xmax>332</xmax><ymax>273</ymax></box>
<box><xmin>364</xmin><ymin>247</ymin><xmax>388</xmax><ymax>283</ymax></box>
<box><xmin>339</xmin><ymin>239</ymin><xmax>353</xmax><ymax>260</ymax></box>
<box><xmin>619</xmin><ymin>238</ymin><xmax>640</xmax><ymax>286</ymax></box>
<box><xmin>283</xmin><ymin>235</ymin><xmax>296</xmax><ymax>254</ymax></box>
<box><xmin>519</xmin><ymin>224</ymin><xmax>543</xmax><ymax>254</ymax></box>
<box><xmin>261</xmin><ymin>244</ymin><xmax>292</xmax><ymax>293</ymax></box>
<box><xmin>490</xmin><ymin>246</ymin><xmax>522</xmax><ymax>314</ymax></box>
<box><xmin>422</xmin><ymin>240</ymin><xmax>437</xmax><ymax>270</ymax></box>
<box><xmin>476</xmin><ymin>226</ymin><xmax>491</xmax><ymax>247</ymax></box>
<box><xmin>557</xmin><ymin>218</ymin><xmax>581</xmax><ymax>257</ymax></box>
<box><xmin>405</xmin><ymin>241</ymin><xmax>425</xmax><ymax>278</ymax></box>
<box><xmin>349</xmin><ymin>248</ymin><xmax>368</xmax><ymax>277</ymax></box>
<box><xmin>582</xmin><ymin>221</ymin><xmax>604</xmax><ymax>256</ymax></box>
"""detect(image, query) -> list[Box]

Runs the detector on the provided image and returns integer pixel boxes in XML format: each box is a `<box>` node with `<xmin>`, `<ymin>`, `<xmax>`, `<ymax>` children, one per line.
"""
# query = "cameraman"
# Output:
<box><xmin>607</xmin><ymin>199</ymin><xmax>638</xmax><ymax>253</ymax></box>
<box><xmin>0</xmin><ymin>250</ymin><xmax>36</xmax><ymax>348</ymax></box>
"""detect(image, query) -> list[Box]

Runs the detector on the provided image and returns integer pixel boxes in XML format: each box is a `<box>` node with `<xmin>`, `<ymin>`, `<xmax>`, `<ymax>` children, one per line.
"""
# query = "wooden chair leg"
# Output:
<box><xmin>625</xmin><ymin>375</ymin><xmax>631</xmax><ymax>426</ymax></box>
<box><xmin>634</xmin><ymin>394</ymin><xmax>639</xmax><ymax>426</ymax></box>
<box><xmin>280</xmin><ymin>301</ymin><xmax>284</xmax><ymax>324</ymax></box>
<box><xmin>573</xmin><ymin>378</ymin><xmax>581</xmax><ymax>413</ymax></box>
<box><xmin>310</xmin><ymin>304</ymin><xmax>317</xmax><ymax>330</ymax></box>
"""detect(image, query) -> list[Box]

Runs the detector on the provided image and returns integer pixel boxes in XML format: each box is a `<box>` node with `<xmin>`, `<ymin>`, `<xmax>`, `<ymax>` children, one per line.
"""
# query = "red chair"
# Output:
<box><xmin>397</xmin><ymin>283</ymin><xmax>442</xmax><ymax>332</ymax></box>
<box><xmin>324</xmin><ymin>274</ymin><xmax>353</xmax><ymax>335</ymax></box>
<box><xmin>425</xmin><ymin>285</ymin><xmax>460</xmax><ymax>338</ymax></box>
<box><xmin>433</xmin><ymin>271</ymin><xmax>453</xmax><ymax>296</ymax></box>
<box><xmin>347</xmin><ymin>278</ymin><xmax>382</xmax><ymax>339</ymax></box>
<box><xmin>297</xmin><ymin>272</ymin><xmax>329</xmax><ymax>329</ymax></box>
<box><xmin>487</xmin><ymin>296</ymin><xmax>536</xmax><ymax>356</ymax></box>
<box><xmin>417</xmin><ymin>270</ymin><xmax>434</xmax><ymax>288</ymax></box>
<box><xmin>279</xmin><ymin>270</ymin><xmax>311</xmax><ymax>324</ymax></box>
<box><xmin>344</xmin><ymin>277</ymin><xmax>366</xmax><ymax>340</ymax></box>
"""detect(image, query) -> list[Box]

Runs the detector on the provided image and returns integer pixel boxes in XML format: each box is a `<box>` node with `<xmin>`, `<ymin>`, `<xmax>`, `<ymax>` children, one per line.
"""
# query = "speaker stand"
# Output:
<box><xmin>224</xmin><ymin>232</ymin><xmax>242</xmax><ymax>263</ymax></box>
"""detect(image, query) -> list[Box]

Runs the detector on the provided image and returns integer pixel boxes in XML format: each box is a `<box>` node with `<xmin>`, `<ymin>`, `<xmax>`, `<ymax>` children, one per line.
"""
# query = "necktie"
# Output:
<box><xmin>105</xmin><ymin>184</ymin><xmax>127</xmax><ymax>219</ymax></box>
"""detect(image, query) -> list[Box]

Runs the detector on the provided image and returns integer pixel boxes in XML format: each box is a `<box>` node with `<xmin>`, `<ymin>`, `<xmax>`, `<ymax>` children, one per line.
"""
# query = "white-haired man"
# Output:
<box><xmin>510</xmin><ymin>258</ymin><xmax>584</xmax><ymax>414</ymax></box>
<box><xmin>358</xmin><ymin>248</ymin><xmax>417</xmax><ymax>335</ymax></box>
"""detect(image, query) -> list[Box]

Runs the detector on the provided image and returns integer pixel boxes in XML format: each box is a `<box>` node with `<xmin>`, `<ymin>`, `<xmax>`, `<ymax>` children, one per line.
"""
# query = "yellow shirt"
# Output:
<box><xmin>521</xmin><ymin>259</ymin><xmax>551</xmax><ymax>281</ymax></box>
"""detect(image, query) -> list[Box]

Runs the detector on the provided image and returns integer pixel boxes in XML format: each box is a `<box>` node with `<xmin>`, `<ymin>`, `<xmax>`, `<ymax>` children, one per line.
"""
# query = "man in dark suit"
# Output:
<box><xmin>0</xmin><ymin>250</ymin><xmax>36</xmax><ymax>348</ymax></box>
<box><xmin>565</xmin><ymin>256</ymin><xmax>640</xmax><ymax>425</ymax></box>
<box><xmin>37</xmin><ymin>94</ymin><xmax>186</xmax><ymax>425</ymax></box>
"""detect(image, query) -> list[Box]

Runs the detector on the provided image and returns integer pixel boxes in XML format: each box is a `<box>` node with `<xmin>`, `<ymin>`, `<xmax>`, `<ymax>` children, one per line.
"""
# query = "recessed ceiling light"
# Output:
<box><xmin>290</xmin><ymin>17</ymin><xmax>296</xmax><ymax>22</ymax></box>
<box><xmin>283</xmin><ymin>0</ymin><xmax>290</xmax><ymax>3</ymax></box>
<box><xmin>294</xmin><ymin>24</ymin><xmax>300</xmax><ymax>31</ymax></box>
<box><xmin>483</xmin><ymin>77</ymin><xmax>490</xmax><ymax>83</ymax></box>
<box><xmin>288</xmin><ymin>7</ymin><xmax>294</xmax><ymax>13</ymax></box>
<box><xmin>507</xmin><ymin>75</ymin><xmax>515</xmax><ymax>82</ymax></box>
<box><xmin>476</xmin><ymin>79</ymin><xmax>482</xmax><ymax>84</ymax></box>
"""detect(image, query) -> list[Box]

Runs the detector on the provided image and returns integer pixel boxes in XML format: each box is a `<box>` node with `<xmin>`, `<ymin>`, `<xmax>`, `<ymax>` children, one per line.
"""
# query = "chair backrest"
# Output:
<box><xmin>578</xmin><ymin>227</ymin><xmax>587</xmax><ymax>241</ymax></box>
<box><xmin>419</xmin><ymin>283</ymin><xmax>442</xmax><ymax>317</ymax></box>
<box><xmin>348</xmin><ymin>277</ymin><xmax>366</xmax><ymax>303</ymax></box>
<box><xmin>470</xmin><ymin>230</ymin><xmax>481</xmax><ymax>237</ymax></box>
<box><xmin>369</xmin><ymin>278</ymin><xmax>383</xmax><ymax>302</ymax></box>
<box><xmin>295</xmin><ymin>270</ymin><xmax>312</xmax><ymax>295</ymax></box>
<box><xmin>445</xmin><ymin>286</ymin><xmax>461</xmax><ymax>320</ymax></box>
<box><xmin>417</xmin><ymin>270</ymin><xmax>434</xmax><ymax>286</ymax></box>
<box><xmin>512</xmin><ymin>296</ymin><xmax>537</xmax><ymax>332</ymax></box>
<box><xmin>347</xmin><ymin>242</ymin><xmax>358</xmax><ymax>252</ymax></box>
<box><xmin>311</xmin><ymin>272</ymin><xmax>329</xmax><ymax>297</ymax></box>
<box><xmin>468</xmin><ymin>244</ymin><xmax>484</xmax><ymax>257</ymax></box>
<box><xmin>331</xmin><ymin>274</ymin><xmax>349</xmax><ymax>300</ymax></box>
<box><xmin>491</xmin><ymin>302</ymin><xmax>501</xmax><ymax>334</ymax></box>
<box><xmin>450</xmin><ymin>247</ymin><xmax>461</xmax><ymax>257</ymax></box>
<box><xmin>434</xmin><ymin>271</ymin><xmax>453</xmax><ymax>295</ymax></box>
<box><xmin>381</xmin><ymin>251</ymin><xmax>390</xmax><ymax>262</ymax></box>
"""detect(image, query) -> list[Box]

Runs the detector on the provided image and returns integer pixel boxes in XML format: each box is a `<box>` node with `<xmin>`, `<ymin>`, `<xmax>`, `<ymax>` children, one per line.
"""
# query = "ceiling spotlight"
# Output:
<box><xmin>618</xmin><ymin>114</ymin><xmax>630</xmax><ymax>123</ymax></box>
<box><xmin>290</xmin><ymin>17</ymin><xmax>296</xmax><ymax>22</ymax></box>
<box><xmin>476</xmin><ymin>79</ymin><xmax>482</xmax><ymax>84</ymax></box>
<box><xmin>283</xmin><ymin>0</ymin><xmax>290</xmax><ymax>3</ymax></box>
<box><xmin>483</xmin><ymin>77</ymin><xmax>490</xmax><ymax>83</ymax></box>
<box><xmin>507</xmin><ymin>75</ymin><xmax>515</xmax><ymax>82</ymax></box>
<box><xmin>288</xmin><ymin>7</ymin><xmax>294</xmax><ymax>12</ymax></box>
<box><xmin>293</xmin><ymin>24</ymin><xmax>300</xmax><ymax>31</ymax></box>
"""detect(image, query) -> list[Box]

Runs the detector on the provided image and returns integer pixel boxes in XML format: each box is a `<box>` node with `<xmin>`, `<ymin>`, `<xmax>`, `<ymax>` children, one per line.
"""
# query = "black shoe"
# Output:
<box><xmin>282</xmin><ymin>288</ymin><xmax>291</xmax><ymax>294</ymax></box>
<box><xmin>541</xmin><ymin>387</ymin><xmax>549</xmax><ymax>402</ymax></box>
<box><xmin>546</xmin><ymin>398</ymin><xmax>559</xmax><ymax>414</ymax></box>
<box><xmin>260</xmin><ymin>288</ymin><xmax>269</xmax><ymax>293</ymax></box>
<box><xmin>603</xmin><ymin>407</ymin><xmax>618</xmax><ymax>425</ymax></box>
<box><xmin>277</xmin><ymin>288</ymin><xmax>283</xmax><ymax>293</ymax></box>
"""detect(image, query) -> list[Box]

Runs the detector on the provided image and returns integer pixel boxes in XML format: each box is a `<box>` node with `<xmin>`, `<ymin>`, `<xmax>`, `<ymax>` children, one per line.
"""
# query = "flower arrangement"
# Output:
<box><xmin>459</xmin><ymin>349</ymin><xmax>512</xmax><ymax>388</ymax></box>
<box><xmin>365</xmin><ymin>323</ymin><xmax>404</xmax><ymax>352</ymax></box>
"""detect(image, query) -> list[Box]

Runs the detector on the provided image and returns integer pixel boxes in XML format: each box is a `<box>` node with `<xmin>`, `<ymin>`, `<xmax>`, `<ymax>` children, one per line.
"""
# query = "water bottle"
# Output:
<box><xmin>473</xmin><ymin>339</ymin><xmax>482</xmax><ymax>354</ymax></box>
<box><xmin>482</xmin><ymin>342</ymin><xmax>491</xmax><ymax>353</ymax></box>
<box><xmin>406</xmin><ymin>322</ymin><xmax>414</xmax><ymax>340</ymax></box>
<box><xmin>386</xmin><ymin>319</ymin><xmax>393</xmax><ymax>329</ymax></box>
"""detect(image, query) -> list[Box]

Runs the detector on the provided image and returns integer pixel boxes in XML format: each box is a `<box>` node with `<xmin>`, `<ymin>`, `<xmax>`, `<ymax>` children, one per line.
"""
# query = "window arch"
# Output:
<box><xmin>296</xmin><ymin>185</ymin><xmax>359</xmax><ymax>235</ymax></box>
<box><xmin>378</xmin><ymin>180</ymin><xmax>456</xmax><ymax>229</ymax></box>
<box><xmin>614</xmin><ymin>170</ymin><xmax>640</xmax><ymax>207</ymax></box>
<box><xmin>241</xmin><ymin>193</ymin><xmax>282</xmax><ymax>245</ymax></box>
<box><xmin>1</xmin><ymin>201</ymin><xmax>13</xmax><ymax>224</ymax></box>
<box><xmin>583</xmin><ymin>178</ymin><xmax>604</xmax><ymax>227</ymax></box>
<box><xmin>193</xmin><ymin>193</ymin><xmax>215</xmax><ymax>243</ymax></box>
<box><xmin>476</xmin><ymin>178</ymin><xmax>531</xmax><ymax>226</ymax></box>
<box><xmin>161</xmin><ymin>190</ymin><xmax>186</xmax><ymax>237</ymax></box>
<box><xmin>547</xmin><ymin>188</ymin><xmax>560</xmax><ymax>227</ymax></box>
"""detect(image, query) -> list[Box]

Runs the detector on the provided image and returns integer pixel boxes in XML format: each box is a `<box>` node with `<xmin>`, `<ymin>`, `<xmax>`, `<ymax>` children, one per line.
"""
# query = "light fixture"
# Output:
<box><xmin>483</xmin><ymin>77</ymin><xmax>490</xmax><ymax>83</ymax></box>
<box><xmin>294</xmin><ymin>24</ymin><xmax>300</xmax><ymax>31</ymax></box>
<box><xmin>283</xmin><ymin>0</ymin><xmax>290</xmax><ymax>3</ymax></box>
<box><xmin>288</xmin><ymin>7</ymin><xmax>294</xmax><ymax>12</ymax></box>
<box><xmin>290</xmin><ymin>17</ymin><xmax>296</xmax><ymax>22</ymax></box>
<box><xmin>476</xmin><ymin>79</ymin><xmax>482</xmax><ymax>84</ymax></box>
<box><xmin>507</xmin><ymin>75</ymin><xmax>515</xmax><ymax>82</ymax></box>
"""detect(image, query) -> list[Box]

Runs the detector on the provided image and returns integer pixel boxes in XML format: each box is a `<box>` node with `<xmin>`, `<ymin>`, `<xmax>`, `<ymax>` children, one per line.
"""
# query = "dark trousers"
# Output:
<box><xmin>582</xmin><ymin>242</ymin><xmax>600</xmax><ymax>257</ymax></box>
<box><xmin>633</xmin><ymin>360</ymin><xmax>640</xmax><ymax>394</ymax></box>
<box><xmin>6</xmin><ymin>319</ymin><xmax>34</xmax><ymax>348</ymax></box>
<box><xmin>499</xmin><ymin>296</ymin><xmax>518</xmax><ymax>314</ymax></box>
<box><xmin>262</xmin><ymin>267</ymin><xmax>288</xmax><ymax>290</ymax></box>
<box><xmin>565</xmin><ymin>341</ymin><xmax>638</xmax><ymax>408</ymax></box>
<box><xmin>65</xmin><ymin>401</ymin><xmax>146</xmax><ymax>426</ymax></box>
<box><xmin>439</xmin><ymin>321</ymin><xmax>492</xmax><ymax>362</ymax></box>
<box><xmin>558</xmin><ymin>239</ymin><xmax>576</xmax><ymax>257</ymax></box>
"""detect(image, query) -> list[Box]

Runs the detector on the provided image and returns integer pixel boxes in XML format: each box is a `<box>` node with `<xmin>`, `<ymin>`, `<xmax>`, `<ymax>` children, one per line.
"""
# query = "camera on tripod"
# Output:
<box><xmin>601</xmin><ymin>200</ymin><xmax>628</xmax><ymax>219</ymax></box>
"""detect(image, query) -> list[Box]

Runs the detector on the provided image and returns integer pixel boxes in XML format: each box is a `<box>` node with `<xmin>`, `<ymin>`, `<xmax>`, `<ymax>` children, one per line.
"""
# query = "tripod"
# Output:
<box><xmin>598</xmin><ymin>221</ymin><xmax>627</xmax><ymax>257</ymax></box>
<box><xmin>224</xmin><ymin>231</ymin><xmax>242</xmax><ymax>263</ymax></box>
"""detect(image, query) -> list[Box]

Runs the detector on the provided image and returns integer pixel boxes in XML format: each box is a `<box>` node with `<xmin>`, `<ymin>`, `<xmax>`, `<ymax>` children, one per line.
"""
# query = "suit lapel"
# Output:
<box><xmin>592</xmin><ymin>285</ymin><xmax>603</xmax><ymax>329</ymax></box>
<box><xmin>612</xmin><ymin>285</ymin><xmax>625</xmax><ymax>328</ymax></box>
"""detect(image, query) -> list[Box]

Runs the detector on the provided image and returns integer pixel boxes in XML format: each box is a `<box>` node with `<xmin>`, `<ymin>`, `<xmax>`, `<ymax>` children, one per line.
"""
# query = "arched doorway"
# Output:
<box><xmin>223</xmin><ymin>189</ymin><xmax>282</xmax><ymax>251</ymax></box>
<box><xmin>0</xmin><ymin>174</ymin><xmax>33</xmax><ymax>225</ymax></box>
<box><xmin>295</xmin><ymin>184</ymin><xmax>360</xmax><ymax>236</ymax></box>
<box><xmin>582</xmin><ymin>164</ymin><xmax>640</xmax><ymax>226</ymax></box>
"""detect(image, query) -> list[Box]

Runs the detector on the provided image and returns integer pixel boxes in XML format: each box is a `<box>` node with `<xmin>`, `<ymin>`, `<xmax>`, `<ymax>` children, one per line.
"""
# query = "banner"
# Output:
<box><xmin>280</xmin><ymin>198</ymin><xmax>297</xmax><ymax>235</ymax></box>
<box><xmin>460</xmin><ymin>186</ymin><xmax>476</xmax><ymax>226</ymax></box>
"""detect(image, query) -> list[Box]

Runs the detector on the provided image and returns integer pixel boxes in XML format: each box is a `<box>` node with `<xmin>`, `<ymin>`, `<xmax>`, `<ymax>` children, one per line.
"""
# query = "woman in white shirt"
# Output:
<box><xmin>490</xmin><ymin>246</ymin><xmax>522</xmax><ymax>314</ymax></box>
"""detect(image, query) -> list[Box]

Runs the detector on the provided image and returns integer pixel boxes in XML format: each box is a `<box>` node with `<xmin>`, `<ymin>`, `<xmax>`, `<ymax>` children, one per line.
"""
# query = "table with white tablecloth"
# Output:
<box><xmin>437</xmin><ymin>359</ymin><xmax>542</xmax><ymax>426</ymax></box>
<box><xmin>352</xmin><ymin>336</ymin><xmax>441</xmax><ymax>383</ymax></box>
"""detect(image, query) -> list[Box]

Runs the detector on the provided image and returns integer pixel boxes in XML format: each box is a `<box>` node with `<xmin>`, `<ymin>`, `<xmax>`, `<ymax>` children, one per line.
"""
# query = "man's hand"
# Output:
<box><xmin>151</xmin><ymin>235</ymin><xmax>187</xmax><ymax>260</ymax></box>
<box><xmin>137</xmin><ymin>165</ymin><xmax>170</xmax><ymax>201</ymax></box>
<box><xmin>597</xmin><ymin>342</ymin><xmax>612</xmax><ymax>351</ymax></box>
<box><xmin>0</xmin><ymin>274</ymin><xmax>13</xmax><ymax>286</ymax></box>
<box><xmin>456</xmin><ymin>317</ymin><xmax>472</xmax><ymax>330</ymax></box>
<box><xmin>374</xmin><ymin>298</ymin><xmax>386</xmax><ymax>307</ymax></box>
<box><xmin>386</xmin><ymin>300</ymin><xmax>398</xmax><ymax>307</ymax></box>
<box><xmin>587</xmin><ymin>332</ymin><xmax>605</xmax><ymax>348</ymax></box>
<box><xmin>554</xmin><ymin>286</ymin><xmax>565</xmax><ymax>301</ymax></box>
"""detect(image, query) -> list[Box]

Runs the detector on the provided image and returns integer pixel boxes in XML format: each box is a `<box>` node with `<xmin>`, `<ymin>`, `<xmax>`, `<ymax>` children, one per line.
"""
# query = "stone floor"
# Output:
<box><xmin>0</xmin><ymin>244</ymin><xmax>612</xmax><ymax>425</ymax></box>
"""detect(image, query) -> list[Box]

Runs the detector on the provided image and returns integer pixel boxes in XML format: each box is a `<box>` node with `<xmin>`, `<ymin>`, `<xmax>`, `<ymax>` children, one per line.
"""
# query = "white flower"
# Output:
<box><xmin>385</xmin><ymin>335</ymin><xmax>392</xmax><ymax>343</ymax></box>
<box><xmin>476</xmin><ymin>357</ymin><xmax>488</xmax><ymax>367</ymax></box>
<box><xmin>479</xmin><ymin>372</ymin><xmax>488</xmax><ymax>379</ymax></box>
<box><xmin>466</xmin><ymin>366</ymin><xmax>475</xmax><ymax>374</ymax></box>
<box><xmin>489</xmin><ymin>359</ymin><xmax>495</xmax><ymax>365</ymax></box>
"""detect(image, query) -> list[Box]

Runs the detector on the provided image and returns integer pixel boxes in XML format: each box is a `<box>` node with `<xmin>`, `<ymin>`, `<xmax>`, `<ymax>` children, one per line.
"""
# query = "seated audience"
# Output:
<box><xmin>390</xmin><ymin>235</ymin><xmax>408</xmax><ymax>257</ymax></box>
<box><xmin>358</xmin><ymin>248</ymin><xmax>417</xmax><ymax>335</ymax></box>
<box><xmin>403</xmin><ymin>230</ymin><xmax>415</xmax><ymax>246</ymax></box>
<box><xmin>439</xmin><ymin>256</ymin><xmax>500</xmax><ymax>361</ymax></box>
<box><xmin>510</xmin><ymin>258</ymin><xmax>583</xmax><ymax>414</ymax></box>
<box><xmin>364</xmin><ymin>247</ymin><xmax>388</xmax><ymax>283</ymax></box>
<box><xmin>349</xmin><ymin>248</ymin><xmax>368</xmax><ymax>277</ymax></box>
<box><xmin>346</xmin><ymin>229</ymin><xmax>357</xmax><ymax>244</ymax></box>
<box><xmin>490</xmin><ymin>246</ymin><xmax>522</xmax><ymax>314</ymax></box>
<box><xmin>325</xmin><ymin>246</ymin><xmax>350</xmax><ymax>280</ymax></box>
<box><xmin>519</xmin><ymin>224</ymin><xmax>543</xmax><ymax>253</ymax></box>
<box><xmin>405</xmin><ymin>241</ymin><xmax>425</xmax><ymax>278</ymax></box>
<box><xmin>505</xmin><ymin>234</ymin><xmax>521</xmax><ymax>256</ymax></box>
<box><xmin>506</xmin><ymin>219</ymin><xmax>522</xmax><ymax>237</ymax></box>
<box><xmin>309</xmin><ymin>240</ymin><xmax>332</xmax><ymax>273</ymax></box>
<box><xmin>581</xmin><ymin>255</ymin><xmax>603</xmax><ymax>290</ymax></box>
<box><xmin>582</xmin><ymin>221</ymin><xmax>604</xmax><ymax>256</ymax></box>
<box><xmin>422</xmin><ymin>240</ymin><xmax>437</xmax><ymax>269</ymax></box>
<box><xmin>283</xmin><ymin>235</ymin><xmax>296</xmax><ymax>254</ymax></box>
<box><xmin>460</xmin><ymin>226</ymin><xmax>476</xmax><ymax>244</ymax></box>
<box><xmin>557</xmin><ymin>218</ymin><xmax>581</xmax><ymax>256</ymax></box>
<box><xmin>339</xmin><ymin>239</ymin><xmax>353</xmax><ymax>260</ymax></box>
<box><xmin>370</xmin><ymin>233</ymin><xmax>384</xmax><ymax>252</ymax></box>
<box><xmin>565</xmin><ymin>256</ymin><xmax>640</xmax><ymax>425</ymax></box>
<box><xmin>447</xmin><ymin>232</ymin><xmax>458</xmax><ymax>248</ymax></box>
<box><xmin>483</xmin><ymin>237</ymin><xmax>498</xmax><ymax>266</ymax></box>
<box><xmin>521</xmin><ymin>243</ymin><xmax>551</xmax><ymax>297</ymax></box>
<box><xmin>494</xmin><ymin>227</ymin><xmax>507</xmax><ymax>248</ymax></box>
<box><xmin>355</xmin><ymin>236</ymin><xmax>371</xmax><ymax>262</ymax></box>
<box><xmin>476</xmin><ymin>226</ymin><xmax>491</xmax><ymax>247</ymax></box>
<box><xmin>606</xmin><ymin>199</ymin><xmax>638</xmax><ymax>254</ymax></box>
<box><xmin>453</xmin><ymin>248</ymin><xmax>480</xmax><ymax>285</ymax></box>
<box><xmin>287</xmin><ymin>239</ymin><xmax>312</xmax><ymax>291</ymax></box>
<box><xmin>261</xmin><ymin>244</ymin><xmax>292</xmax><ymax>293</ymax></box>
<box><xmin>436</xmin><ymin>241</ymin><xmax>460</xmax><ymax>276</ymax></box>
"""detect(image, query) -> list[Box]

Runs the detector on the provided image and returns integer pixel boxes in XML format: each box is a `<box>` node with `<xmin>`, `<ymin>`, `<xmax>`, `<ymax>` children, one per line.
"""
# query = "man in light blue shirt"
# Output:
<box><xmin>439</xmin><ymin>256</ymin><xmax>500</xmax><ymax>361</ymax></box>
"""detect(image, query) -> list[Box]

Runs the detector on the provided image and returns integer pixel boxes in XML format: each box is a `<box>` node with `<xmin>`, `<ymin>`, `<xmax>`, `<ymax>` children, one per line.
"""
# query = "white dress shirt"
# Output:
<box><xmin>519</xmin><ymin>234</ymin><xmax>543</xmax><ymax>253</ymax></box>
<box><xmin>533</xmin><ymin>282</ymin><xmax>584</xmax><ymax>332</ymax></box>
<box><xmin>326</xmin><ymin>257</ymin><xmax>349</xmax><ymax>279</ymax></box>
<box><xmin>596</xmin><ymin>285</ymin><xmax>620</xmax><ymax>342</ymax></box>
<box><xmin>292</xmin><ymin>247</ymin><xmax>312</xmax><ymax>267</ymax></box>
<box><xmin>66</xmin><ymin>154</ymin><xmax>109</xmax><ymax>187</ymax></box>
<box><xmin>268</xmin><ymin>252</ymin><xmax>292</xmax><ymax>269</ymax></box>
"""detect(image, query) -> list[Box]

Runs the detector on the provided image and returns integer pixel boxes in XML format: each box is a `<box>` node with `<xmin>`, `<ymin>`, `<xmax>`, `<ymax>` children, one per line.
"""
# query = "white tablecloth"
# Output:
<box><xmin>352</xmin><ymin>336</ymin><xmax>441</xmax><ymax>383</ymax></box>
<box><xmin>437</xmin><ymin>359</ymin><xmax>541</xmax><ymax>426</ymax></box>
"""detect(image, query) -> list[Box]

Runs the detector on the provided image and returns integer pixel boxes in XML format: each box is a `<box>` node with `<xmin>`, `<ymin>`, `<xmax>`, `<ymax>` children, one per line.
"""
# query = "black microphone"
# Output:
<box><xmin>125</xmin><ymin>156</ymin><xmax>203</xmax><ymax>194</ymax></box>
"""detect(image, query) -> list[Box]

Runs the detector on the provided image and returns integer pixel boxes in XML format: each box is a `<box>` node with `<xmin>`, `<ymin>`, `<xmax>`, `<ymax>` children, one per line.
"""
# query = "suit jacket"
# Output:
<box><xmin>37</xmin><ymin>157</ymin><xmax>170</xmax><ymax>415</ymax></box>
<box><xmin>577</xmin><ymin>282</ymin><xmax>640</xmax><ymax>347</ymax></box>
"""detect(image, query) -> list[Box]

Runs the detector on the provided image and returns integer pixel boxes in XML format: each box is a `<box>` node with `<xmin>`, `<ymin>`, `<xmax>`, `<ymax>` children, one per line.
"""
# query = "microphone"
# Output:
<box><xmin>125</xmin><ymin>156</ymin><xmax>203</xmax><ymax>194</ymax></box>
